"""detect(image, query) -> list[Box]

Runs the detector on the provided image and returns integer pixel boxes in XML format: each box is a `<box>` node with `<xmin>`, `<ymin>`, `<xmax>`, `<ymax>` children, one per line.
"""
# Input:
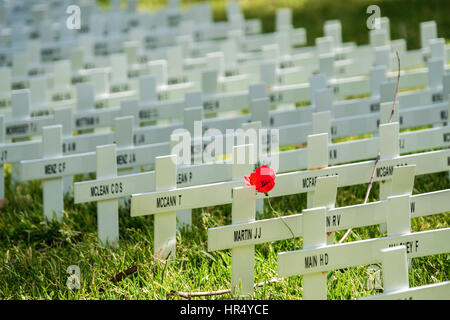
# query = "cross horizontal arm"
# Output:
<box><xmin>278</xmin><ymin>228</ymin><xmax>450</xmax><ymax>277</ymax></box>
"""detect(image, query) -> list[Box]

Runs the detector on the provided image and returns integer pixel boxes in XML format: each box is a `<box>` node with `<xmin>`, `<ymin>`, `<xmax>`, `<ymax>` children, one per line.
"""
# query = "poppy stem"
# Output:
<box><xmin>266</xmin><ymin>197</ymin><xmax>295</xmax><ymax>239</ymax></box>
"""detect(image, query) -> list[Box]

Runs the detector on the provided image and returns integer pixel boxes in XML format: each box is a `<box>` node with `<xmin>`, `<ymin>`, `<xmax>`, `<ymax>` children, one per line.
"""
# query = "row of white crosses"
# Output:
<box><xmin>120</xmin><ymin>25</ymin><xmax>443</xmax><ymax>95</ymax></box>
<box><xmin>4</xmin><ymin>54</ymin><xmax>448</xmax><ymax>143</ymax></box>
<box><xmin>361</xmin><ymin>248</ymin><xmax>450</xmax><ymax>299</ymax></box>
<box><xmin>7</xmin><ymin>74</ymin><xmax>450</xmax><ymax>195</ymax></box>
<box><xmin>70</xmin><ymin>99</ymin><xmax>450</xmax><ymax>244</ymax></box>
<box><xmin>5</xmin><ymin>3</ymin><xmax>448</xmax><ymax>220</ymax></box>
<box><xmin>9</xmin><ymin>110</ymin><xmax>449</xmax><ymax>294</ymax></box>
<box><xmin>16</xmin><ymin>114</ymin><xmax>171</xmax><ymax>222</ymax></box>
<box><xmin>33</xmin><ymin>17</ymin><xmax>450</xmax><ymax>77</ymax></box>
<box><xmin>2</xmin><ymin>74</ymin><xmax>194</xmax><ymax>141</ymax></box>
<box><xmin>128</xmin><ymin>115</ymin><xmax>450</xmax><ymax>257</ymax></box>
<box><xmin>0</xmin><ymin>1</ymin><xmax>288</xmax><ymax>66</ymax></box>
<box><xmin>2</xmin><ymin>0</ymin><xmax>446</xmax><ymax>102</ymax></box>
<box><xmin>1</xmin><ymin>23</ymin><xmax>441</xmax><ymax>104</ymax></box>
<box><xmin>0</xmin><ymin>0</ymin><xmax>262</xmax><ymax>56</ymax></box>
<box><xmin>17</xmin><ymin>76</ymin><xmax>445</xmax><ymax>202</ymax></box>
<box><xmin>0</xmin><ymin>0</ymin><xmax>439</xmax><ymax>81</ymax></box>
<box><xmin>1</xmin><ymin>16</ymin><xmax>445</xmax><ymax>126</ymax></box>
<box><xmin>6</xmin><ymin>55</ymin><xmax>442</xmax><ymax>298</ymax></box>
<box><xmin>277</xmin><ymin>170</ymin><xmax>450</xmax><ymax>300</ymax></box>
<box><xmin>0</xmin><ymin>8</ymin><xmax>440</xmax><ymax>101</ymax></box>
<box><xmin>72</xmin><ymin>143</ymin><xmax>257</xmax><ymax>249</ymax></box>
<box><xmin>0</xmin><ymin>1</ymin><xmax>389</xmax><ymax>64</ymax></box>
<box><xmin>11</xmin><ymin>88</ymin><xmax>448</xmax><ymax>225</ymax></box>
<box><xmin>2</xmin><ymin>1</ymin><xmax>448</xmax><ymax>300</ymax></box>
<box><xmin>12</xmin><ymin>31</ymin><xmax>450</xmax><ymax>116</ymax></box>
<box><xmin>208</xmin><ymin>165</ymin><xmax>450</xmax><ymax>298</ymax></box>
<box><xmin>1</xmin><ymin>56</ymin><xmax>197</xmax><ymax>115</ymax></box>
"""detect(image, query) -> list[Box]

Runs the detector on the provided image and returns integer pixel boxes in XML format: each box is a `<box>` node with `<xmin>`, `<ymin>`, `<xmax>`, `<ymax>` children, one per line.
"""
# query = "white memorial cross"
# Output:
<box><xmin>171</xmin><ymin>91</ymin><xmax>204</xmax><ymax>228</ymax></box>
<box><xmin>18</xmin><ymin>116</ymin><xmax>170</xmax><ymax>220</ymax></box>
<box><xmin>73</xmin><ymin>82</ymin><xmax>126</xmax><ymax>132</ymax></box>
<box><xmin>114</xmin><ymin>115</ymin><xmax>138</xmax><ymax>175</ymax></box>
<box><xmin>17</xmin><ymin>100</ymin><xmax>447</xmax><ymax>225</ymax></box>
<box><xmin>360</xmin><ymin>246</ymin><xmax>450</xmax><ymax>300</ymax></box>
<box><xmin>420</xmin><ymin>21</ymin><xmax>437</xmax><ymax>60</ymax></box>
<box><xmin>72</xmin><ymin>111</ymin><xmax>450</xmax><ymax>227</ymax></box>
<box><xmin>92</xmin><ymin>144</ymin><xmax>121</xmax><ymax>248</ymax></box>
<box><xmin>0</xmin><ymin>104</ymin><xmax>119</xmax><ymax>196</ymax></box>
<box><xmin>8</xmin><ymin>90</ymin><xmax>51</xmax><ymax>185</ymax></box>
<box><xmin>11</xmin><ymin>52</ymin><xmax>28</xmax><ymax>90</ymax></box>
<box><xmin>0</xmin><ymin>67</ymin><xmax>12</xmax><ymax>107</ymax></box>
<box><xmin>50</xmin><ymin>60</ymin><xmax>73</xmax><ymax>102</ymax></box>
<box><xmin>74</xmin><ymin>148</ymin><xmax>187</xmax><ymax>250</ymax></box>
<box><xmin>230</xmin><ymin>176</ymin><xmax>337</xmax><ymax>295</ymax></box>
<box><xmin>140</xmin><ymin>154</ymin><xmax>178</xmax><ymax>260</ymax></box>
<box><xmin>54</xmin><ymin>106</ymin><xmax>75</xmax><ymax>194</ymax></box>
<box><xmin>130</xmin><ymin>144</ymin><xmax>254</xmax><ymax>260</ymax></box>
<box><xmin>228</xmin><ymin>185</ymin><xmax>256</xmax><ymax>297</ymax></box>
<box><xmin>29</xmin><ymin>125</ymin><xmax>64</xmax><ymax>221</ymax></box>
<box><xmin>0</xmin><ymin>114</ymin><xmax>39</xmax><ymax>200</ymax></box>
<box><xmin>228</xmin><ymin>146</ymin><xmax>257</xmax><ymax>296</ymax></box>
<box><xmin>278</xmin><ymin>166</ymin><xmax>450</xmax><ymax>299</ymax></box>
<box><xmin>207</xmin><ymin>164</ymin><xmax>446</xmax><ymax>297</ymax></box>
<box><xmin>65</xmin><ymin>73</ymin><xmax>449</xmax><ymax>154</ymax></box>
<box><xmin>148</xmin><ymin>33</ymin><xmax>434</xmax><ymax>102</ymax></box>
<box><xmin>128</xmin><ymin>69</ymin><xmax>437</xmax><ymax>142</ymax></box>
<box><xmin>306</xmin><ymin>132</ymin><xmax>329</xmax><ymax>213</ymax></box>
<box><xmin>7</xmin><ymin>90</ymin><xmax>53</xmax><ymax>140</ymax></box>
<box><xmin>109</xmin><ymin>54</ymin><xmax>133</xmax><ymax>94</ymax></box>
<box><xmin>7</xmin><ymin>58</ymin><xmax>444</xmax><ymax>141</ymax></box>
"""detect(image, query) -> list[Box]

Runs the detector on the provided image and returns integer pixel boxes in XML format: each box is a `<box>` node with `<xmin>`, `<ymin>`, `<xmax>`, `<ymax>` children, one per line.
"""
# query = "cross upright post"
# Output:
<box><xmin>96</xmin><ymin>144</ymin><xmax>120</xmax><ymax>248</ymax></box>
<box><xmin>41</xmin><ymin>125</ymin><xmax>64</xmax><ymax>222</ymax></box>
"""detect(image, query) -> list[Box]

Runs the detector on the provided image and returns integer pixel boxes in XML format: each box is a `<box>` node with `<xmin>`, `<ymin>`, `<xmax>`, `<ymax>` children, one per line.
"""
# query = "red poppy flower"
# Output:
<box><xmin>244</xmin><ymin>165</ymin><xmax>275</xmax><ymax>194</ymax></box>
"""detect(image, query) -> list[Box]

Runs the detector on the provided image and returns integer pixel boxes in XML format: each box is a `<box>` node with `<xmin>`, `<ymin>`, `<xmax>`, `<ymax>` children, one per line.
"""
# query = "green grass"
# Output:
<box><xmin>0</xmin><ymin>161</ymin><xmax>448</xmax><ymax>299</ymax></box>
<box><xmin>0</xmin><ymin>0</ymin><xmax>448</xmax><ymax>301</ymax></box>
<box><xmin>99</xmin><ymin>0</ymin><xmax>450</xmax><ymax>51</ymax></box>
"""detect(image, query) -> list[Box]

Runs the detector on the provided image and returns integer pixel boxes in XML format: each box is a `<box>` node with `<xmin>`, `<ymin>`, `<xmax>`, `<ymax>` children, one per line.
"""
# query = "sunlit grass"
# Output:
<box><xmin>0</xmin><ymin>0</ymin><xmax>448</xmax><ymax>301</ymax></box>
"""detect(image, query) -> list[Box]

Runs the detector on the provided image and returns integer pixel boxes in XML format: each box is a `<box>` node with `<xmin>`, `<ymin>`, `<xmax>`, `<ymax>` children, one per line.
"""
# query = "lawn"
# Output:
<box><xmin>0</xmin><ymin>0</ymin><xmax>448</xmax><ymax>300</ymax></box>
<box><xmin>0</xmin><ymin>164</ymin><xmax>448</xmax><ymax>299</ymax></box>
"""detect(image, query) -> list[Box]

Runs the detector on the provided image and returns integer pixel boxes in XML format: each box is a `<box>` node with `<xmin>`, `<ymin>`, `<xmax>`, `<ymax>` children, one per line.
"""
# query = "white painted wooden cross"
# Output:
<box><xmin>298</xmin><ymin>175</ymin><xmax>338</xmax><ymax>299</ymax></box>
<box><xmin>126</xmin><ymin>87</ymin><xmax>447</xmax><ymax>153</ymax></box>
<box><xmin>0</xmin><ymin>114</ymin><xmax>41</xmax><ymax>200</ymax></box>
<box><xmin>18</xmin><ymin>116</ymin><xmax>170</xmax><ymax>222</ymax></box>
<box><xmin>0</xmin><ymin>105</ymin><xmax>118</xmax><ymax>200</ymax></box>
<box><xmin>207</xmin><ymin>163</ymin><xmax>448</xmax><ymax>298</ymax></box>
<box><xmin>130</xmin><ymin>144</ymin><xmax>254</xmax><ymax>260</ymax></box>
<box><xmin>7</xmin><ymin>90</ymin><xmax>53</xmax><ymax>140</ymax></box>
<box><xmin>73</xmin><ymin>150</ymin><xmax>157</xmax><ymax>247</ymax></box>
<box><xmin>27</xmin><ymin>125</ymin><xmax>64</xmax><ymax>222</ymax></box>
<box><xmin>92</xmin><ymin>144</ymin><xmax>120</xmax><ymax>247</ymax></box>
<box><xmin>229</xmin><ymin>185</ymin><xmax>256</xmax><ymax>297</ymax></box>
<box><xmin>360</xmin><ymin>246</ymin><xmax>450</xmax><ymax>300</ymax></box>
